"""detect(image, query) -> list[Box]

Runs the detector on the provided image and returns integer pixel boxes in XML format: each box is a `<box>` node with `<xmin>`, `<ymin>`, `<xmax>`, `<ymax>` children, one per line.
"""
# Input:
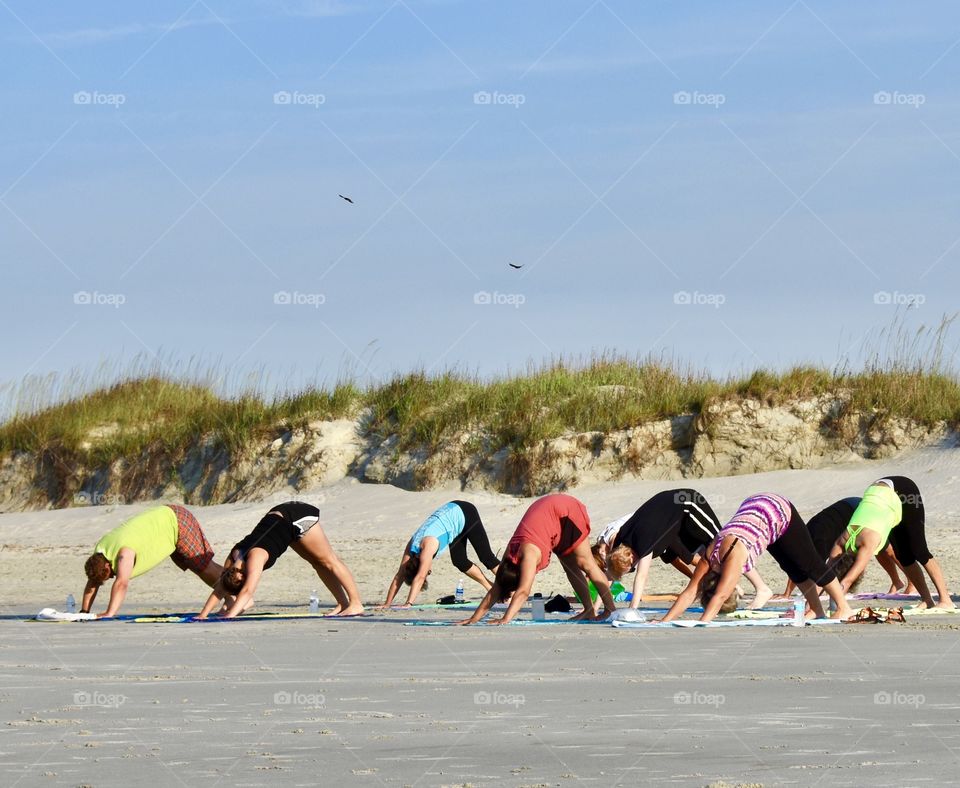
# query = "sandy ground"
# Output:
<box><xmin>3</xmin><ymin>446</ymin><xmax>960</xmax><ymax>786</ymax></box>
<box><xmin>3</xmin><ymin>615</ymin><xmax>960</xmax><ymax>786</ymax></box>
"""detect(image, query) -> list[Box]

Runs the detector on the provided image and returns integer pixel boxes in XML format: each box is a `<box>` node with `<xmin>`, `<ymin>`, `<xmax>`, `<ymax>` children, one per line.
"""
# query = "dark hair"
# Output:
<box><xmin>829</xmin><ymin>551</ymin><xmax>863</xmax><ymax>592</ymax></box>
<box><xmin>221</xmin><ymin>566</ymin><xmax>246</xmax><ymax>595</ymax></box>
<box><xmin>84</xmin><ymin>553</ymin><xmax>112</xmax><ymax>586</ymax></box>
<box><xmin>493</xmin><ymin>558</ymin><xmax>521</xmax><ymax>602</ymax></box>
<box><xmin>399</xmin><ymin>554</ymin><xmax>426</xmax><ymax>589</ymax></box>
<box><xmin>699</xmin><ymin>569</ymin><xmax>738</xmax><ymax>614</ymax></box>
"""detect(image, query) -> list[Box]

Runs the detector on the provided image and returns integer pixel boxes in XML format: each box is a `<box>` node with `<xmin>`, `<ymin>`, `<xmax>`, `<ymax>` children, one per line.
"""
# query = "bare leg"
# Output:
<box><xmin>293</xmin><ymin>527</ymin><xmax>364</xmax><ymax>615</ymax></box>
<box><xmin>876</xmin><ymin>546</ymin><xmax>905</xmax><ymax>593</ymax></box>
<box><xmin>901</xmin><ymin>563</ymin><xmax>936</xmax><ymax>608</ymax></box>
<box><xmin>820</xmin><ymin>578</ymin><xmax>854</xmax><ymax>620</ymax></box>
<box><xmin>463</xmin><ymin>564</ymin><xmax>494</xmax><ymax>591</ymax></box>
<box><xmin>921</xmin><ymin>557</ymin><xmax>954</xmax><ymax>609</ymax></box>
<box><xmin>195</xmin><ymin>560</ymin><xmax>225</xmax><ymax>589</ymax></box>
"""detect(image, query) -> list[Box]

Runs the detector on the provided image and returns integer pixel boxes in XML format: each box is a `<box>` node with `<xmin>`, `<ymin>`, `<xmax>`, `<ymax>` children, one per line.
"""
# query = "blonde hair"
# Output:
<box><xmin>699</xmin><ymin>570</ymin><xmax>739</xmax><ymax>614</ymax></box>
<box><xmin>607</xmin><ymin>545</ymin><xmax>635</xmax><ymax>580</ymax></box>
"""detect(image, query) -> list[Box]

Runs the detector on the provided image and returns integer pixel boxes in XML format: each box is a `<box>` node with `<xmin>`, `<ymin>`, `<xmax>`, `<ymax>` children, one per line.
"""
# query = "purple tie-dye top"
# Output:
<box><xmin>709</xmin><ymin>494</ymin><xmax>793</xmax><ymax>573</ymax></box>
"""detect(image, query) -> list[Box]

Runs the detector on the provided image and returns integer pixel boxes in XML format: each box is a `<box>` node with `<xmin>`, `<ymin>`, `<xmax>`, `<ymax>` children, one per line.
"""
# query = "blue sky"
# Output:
<box><xmin>2</xmin><ymin>0</ymin><xmax>959</xmax><ymax>407</ymax></box>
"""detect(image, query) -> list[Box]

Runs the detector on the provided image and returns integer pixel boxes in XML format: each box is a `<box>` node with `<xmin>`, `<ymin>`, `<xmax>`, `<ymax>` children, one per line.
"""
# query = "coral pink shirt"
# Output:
<box><xmin>505</xmin><ymin>494</ymin><xmax>590</xmax><ymax>571</ymax></box>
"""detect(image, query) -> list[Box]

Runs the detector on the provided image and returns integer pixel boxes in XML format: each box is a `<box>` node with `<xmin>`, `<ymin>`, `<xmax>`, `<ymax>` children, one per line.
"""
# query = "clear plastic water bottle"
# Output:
<box><xmin>66</xmin><ymin>594</ymin><xmax>77</xmax><ymax>614</ymax></box>
<box><xmin>792</xmin><ymin>596</ymin><xmax>806</xmax><ymax>627</ymax></box>
<box><xmin>455</xmin><ymin>579</ymin><xmax>464</xmax><ymax>603</ymax></box>
<box><xmin>309</xmin><ymin>590</ymin><xmax>319</xmax><ymax>614</ymax></box>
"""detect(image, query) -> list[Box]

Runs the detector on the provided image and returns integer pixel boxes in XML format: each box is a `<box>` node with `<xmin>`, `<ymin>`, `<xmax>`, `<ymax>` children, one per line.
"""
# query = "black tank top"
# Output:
<box><xmin>233</xmin><ymin>502</ymin><xmax>320</xmax><ymax>570</ymax></box>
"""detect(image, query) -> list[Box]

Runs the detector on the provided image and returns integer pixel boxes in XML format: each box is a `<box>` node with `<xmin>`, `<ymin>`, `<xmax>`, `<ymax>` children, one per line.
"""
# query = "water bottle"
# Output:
<box><xmin>792</xmin><ymin>596</ymin><xmax>806</xmax><ymax>627</ymax></box>
<box><xmin>455</xmin><ymin>579</ymin><xmax>464</xmax><ymax>603</ymax></box>
<box><xmin>66</xmin><ymin>594</ymin><xmax>77</xmax><ymax>614</ymax></box>
<box><xmin>309</xmin><ymin>590</ymin><xmax>319</xmax><ymax>614</ymax></box>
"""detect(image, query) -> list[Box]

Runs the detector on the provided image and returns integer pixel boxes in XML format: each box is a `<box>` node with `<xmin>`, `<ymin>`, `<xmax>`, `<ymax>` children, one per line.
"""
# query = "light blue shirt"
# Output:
<box><xmin>409</xmin><ymin>502</ymin><xmax>466</xmax><ymax>556</ymax></box>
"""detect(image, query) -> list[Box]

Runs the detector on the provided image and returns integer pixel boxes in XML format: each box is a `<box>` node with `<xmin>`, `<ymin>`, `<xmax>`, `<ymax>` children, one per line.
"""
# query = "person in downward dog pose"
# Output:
<box><xmin>81</xmin><ymin>504</ymin><xmax>225</xmax><ymax>618</ymax></box>
<box><xmin>595</xmin><ymin>489</ymin><xmax>775</xmax><ymax>610</ymax></box>
<box><xmin>836</xmin><ymin>477</ymin><xmax>953</xmax><ymax>610</ymax></box>
<box><xmin>458</xmin><ymin>493</ymin><xmax>615</xmax><ymax>626</ymax></box>
<box><xmin>781</xmin><ymin>496</ymin><xmax>915</xmax><ymax>597</ymax></box>
<box><xmin>378</xmin><ymin>501</ymin><xmax>500</xmax><ymax>608</ymax></box>
<box><xmin>660</xmin><ymin>493</ymin><xmax>854</xmax><ymax>623</ymax></box>
<box><xmin>198</xmin><ymin>501</ymin><xmax>363</xmax><ymax>619</ymax></box>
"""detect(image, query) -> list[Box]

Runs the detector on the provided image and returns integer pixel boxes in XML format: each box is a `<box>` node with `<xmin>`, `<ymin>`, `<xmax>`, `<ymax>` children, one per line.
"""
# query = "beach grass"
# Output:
<box><xmin>2</xmin><ymin>318</ymin><xmax>958</xmax><ymax>468</ymax></box>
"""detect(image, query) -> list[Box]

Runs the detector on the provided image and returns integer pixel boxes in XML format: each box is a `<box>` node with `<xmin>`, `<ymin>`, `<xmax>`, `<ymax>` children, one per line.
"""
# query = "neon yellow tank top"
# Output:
<box><xmin>94</xmin><ymin>506</ymin><xmax>179</xmax><ymax>578</ymax></box>
<box><xmin>844</xmin><ymin>484</ymin><xmax>902</xmax><ymax>554</ymax></box>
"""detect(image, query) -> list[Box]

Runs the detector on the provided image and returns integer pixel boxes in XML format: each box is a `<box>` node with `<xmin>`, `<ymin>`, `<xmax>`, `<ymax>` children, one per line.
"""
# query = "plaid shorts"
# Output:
<box><xmin>167</xmin><ymin>504</ymin><xmax>215</xmax><ymax>573</ymax></box>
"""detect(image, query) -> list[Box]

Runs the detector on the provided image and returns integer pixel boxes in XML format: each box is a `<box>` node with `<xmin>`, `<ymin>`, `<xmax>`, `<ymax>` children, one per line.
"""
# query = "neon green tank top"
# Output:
<box><xmin>844</xmin><ymin>484</ymin><xmax>902</xmax><ymax>554</ymax></box>
<box><xmin>94</xmin><ymin>506</ymin><xmax>179</xmax><ymax>578</ymax></box>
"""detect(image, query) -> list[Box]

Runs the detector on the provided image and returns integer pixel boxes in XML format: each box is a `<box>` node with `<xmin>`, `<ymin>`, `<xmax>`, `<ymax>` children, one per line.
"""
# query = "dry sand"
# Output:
<box><xmin>3</xmin><ymin>446</ymin><xmax>960</xmax><ymax>786</ymax></box>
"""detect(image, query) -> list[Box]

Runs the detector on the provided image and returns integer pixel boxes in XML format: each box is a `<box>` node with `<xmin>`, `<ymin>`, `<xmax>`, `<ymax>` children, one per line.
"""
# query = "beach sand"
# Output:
<box><xmin>3</xmin><ymin>446</ymin><xmax>960</xmax><ymax>785</ymax></box>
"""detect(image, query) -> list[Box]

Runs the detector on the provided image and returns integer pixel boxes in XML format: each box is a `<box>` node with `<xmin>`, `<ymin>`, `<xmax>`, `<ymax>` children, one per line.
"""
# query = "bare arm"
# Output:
<box><xmin>488</xmin><ymin>551</ymin><xmax>538</xmax><ymax>625</ymax></box>
<box><xmin>456</xmin><ymin>584</ymin><xmax>500</xmax><ymax>625</ymax></box>
<box><xmin>403</xmin><ymin>538</ymin><xmax>437</xmax><ymax>606</ymax></box>
<box><xmin>81</xmin><ymin>579</ymin><xmax>99</xmax><ymax>614</ymax></box>
<box><xmin>568</xmin><ymin>543</ymin><xmax>615</xmax><ymax>618</ymax></box>
<box><xmin>840</xmin><ymin>531</ymin><xmax>880</xmax><ymax>591</ymax></box>
<box><xmin>197</xmin><ymin>585</ymin><xmax>225</xmax><ymax>619</ymax></box>
<box><xmin>699</xmin><ymin>547</ymin><xmax>745</xmax><ymax>622</ymax></box>
<box><xmin>221</xmin><ymin>554</ymin><xmax>267</xmax><ymax>619</ymax></box>
<box><xmin>660</xmin><ymin>559</ymin><xmax>711</xmax><ymax>622</ymax></box>
<box><xmin>100</xmin><ymin>551</ymin><xmax>135</xmax><ymax>618</ymax></box>
<box><xmin>629</xmin><ymin>553</ymin><xmax>655</xmax><ymax>609</ymax></box>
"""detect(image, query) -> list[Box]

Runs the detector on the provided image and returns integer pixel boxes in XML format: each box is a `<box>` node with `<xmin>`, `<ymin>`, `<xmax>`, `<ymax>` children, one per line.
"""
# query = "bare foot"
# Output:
<box><xmin>831</xmin><ymin>605</ymin><xmax>855</xmax><ymax>620</ymax></box>
<box><xmin>936</xmin><ymin>598</ymin><xmax>956</xmax><ymax>610</ymax></box>
<box><xmin>325</xmin><ymin>603</ymin><xmax>364</xmax><ymax>617</ymax></box>
<box><xmin>747</xmin><ymin>586</ymin><xmax>773</xmax><ymax>610</ymax></box>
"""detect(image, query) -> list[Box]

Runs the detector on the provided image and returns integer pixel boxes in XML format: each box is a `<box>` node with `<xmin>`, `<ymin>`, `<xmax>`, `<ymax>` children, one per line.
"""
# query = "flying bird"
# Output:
<box><xmin>508</xmin><ymin>263</ymin><xmax>523</xmax><ymax>269</ymax></box>
<box><xmin>338</xmin><ymin>194</ymin><xmax>354</xmax><ymax>204</ymax></box>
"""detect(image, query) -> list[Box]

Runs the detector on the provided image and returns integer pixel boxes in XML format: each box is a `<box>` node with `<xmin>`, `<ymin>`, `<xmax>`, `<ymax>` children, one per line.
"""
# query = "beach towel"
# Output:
<box><xmin>35</xmin><ymin>608</ymin><xmax>97</xmax><ymax>622</ymax></box>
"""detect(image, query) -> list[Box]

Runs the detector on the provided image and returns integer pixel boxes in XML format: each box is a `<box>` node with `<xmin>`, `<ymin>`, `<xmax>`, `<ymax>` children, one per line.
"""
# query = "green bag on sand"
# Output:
<box><xmin>576</xmin><ymin>581</ymin><xmax>625</xmax><ymax>605</ymax></box>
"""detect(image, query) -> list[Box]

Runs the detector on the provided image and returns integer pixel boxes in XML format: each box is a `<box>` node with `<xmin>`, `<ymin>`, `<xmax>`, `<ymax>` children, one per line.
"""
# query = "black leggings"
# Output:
<box><xmin>767</xmin><ymin>504</ymin><xmax>837</xmax><ymax>587</ymax></box>
<box><xmin>448</xmin><ymin>501</ymin><xmax>499</xmax><ymax>573</ymax></box>
<box><xmin>886</xmin><ymin>476</ymin><xmax>932</xmax><ymax>568</ymax></box>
